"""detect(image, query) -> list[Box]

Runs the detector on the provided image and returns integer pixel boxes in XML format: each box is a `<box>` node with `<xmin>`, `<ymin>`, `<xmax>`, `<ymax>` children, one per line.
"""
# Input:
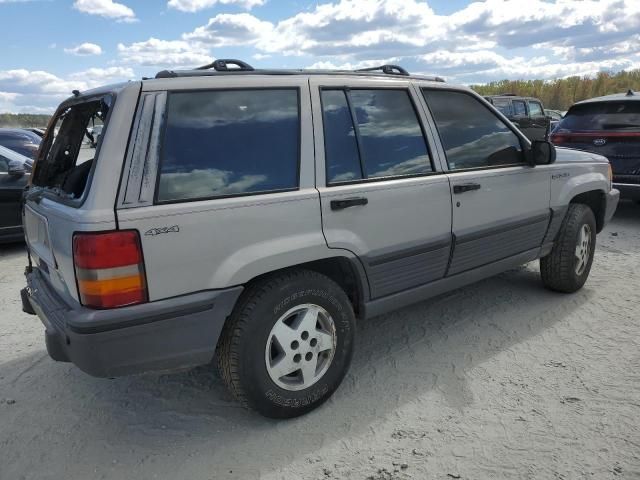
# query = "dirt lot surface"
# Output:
<box><xmin>1</xmin><ymin>202</ymin><xmax>639</xmax><ymax>480</ymax></box>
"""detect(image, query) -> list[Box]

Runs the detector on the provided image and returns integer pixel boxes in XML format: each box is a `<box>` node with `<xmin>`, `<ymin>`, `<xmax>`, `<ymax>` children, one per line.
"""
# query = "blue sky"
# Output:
<box><xmin>1</xmin><ymin>0</ymin><xmax>639</xmax><ymax>113</ymax></box>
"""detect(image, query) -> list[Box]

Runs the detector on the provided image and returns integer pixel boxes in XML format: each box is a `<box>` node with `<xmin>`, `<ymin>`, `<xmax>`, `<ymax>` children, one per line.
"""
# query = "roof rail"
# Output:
<box><xmin>153</xmin><ymin>59</ymin><xmax>445</xmax><ymax>82</ymax></box>
<box><xmin>355</xmin><ymin>64</ymin><xmax>409</xmax><ymax>76</ymax></box>
<box><xmin>196</xmin><ymin>59</ymin><xmax>254</xmax><ymax>72</ymax></box>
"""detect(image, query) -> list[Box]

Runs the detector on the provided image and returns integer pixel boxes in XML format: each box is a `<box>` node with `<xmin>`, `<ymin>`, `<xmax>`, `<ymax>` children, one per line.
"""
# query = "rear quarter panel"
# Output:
<box><xmin>24</xmin><ymin>82</ymin><xmax>141</xmax><ymax>303</ymax></box>
<box><xmin>117</xmin><ymin>76</ymin><xmax>337</xmax><ymax>301</ymax></box>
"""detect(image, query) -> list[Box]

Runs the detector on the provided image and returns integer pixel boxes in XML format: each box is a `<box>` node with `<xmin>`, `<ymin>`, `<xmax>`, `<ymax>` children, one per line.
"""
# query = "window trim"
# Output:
<box><xmin>29</xmin><ymin>92</ymin><xmax>116</xmax><ymax>209</ymax></box>
<box><xmin>421</xmin><ymin>87</ymin><xmax>529</xmax><ymax>173</ymax></box>
<box><xmin>319</xmin><ymin>86</ymin><xmax>437</xmax><ymax>187</ymax></box>
<box><xmin>153</xmin><ymin>87</ymin><xmax>302</xmax><ymax>205</ymax></box>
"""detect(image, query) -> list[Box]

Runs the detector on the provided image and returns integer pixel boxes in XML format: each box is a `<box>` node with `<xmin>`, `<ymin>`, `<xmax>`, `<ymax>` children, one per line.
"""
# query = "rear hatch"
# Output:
<box><xmin>24</xmin><ymin>82</ymin><xmax>141</xmax><ymax>304</ymax></box>
<box><xmin>550</xmin><ymin>100</ymin><xmax>640</xmax><ymax>183</ymax></box>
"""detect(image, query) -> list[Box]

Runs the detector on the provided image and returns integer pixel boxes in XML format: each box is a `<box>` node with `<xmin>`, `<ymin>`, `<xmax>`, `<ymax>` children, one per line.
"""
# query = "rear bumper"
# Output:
<box><xmin>0</xmin><ymin>225</ymin><xmax>24</xmax><ymax>244</ymax></box>
<box><xmin>22</xmin><ymin>268</ymin><xmax>243</xmax><ymax>377</ymax></box>
<box><xmin>613</xmin><ymin>182</ymin><xmax>640</xmax><ymax>200</ymax></box>
<box><xmin>604</xmin><ymin>188</ymin><xmax>620</xmax><ymax>224</ymax></box>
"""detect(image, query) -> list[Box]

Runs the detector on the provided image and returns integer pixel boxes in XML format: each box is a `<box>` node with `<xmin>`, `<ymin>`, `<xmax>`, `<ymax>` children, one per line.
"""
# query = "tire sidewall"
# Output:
<box><xmin>571</xmin><ymin>206</ymin><xmax>597</xmax><ymax>286</ymax></box>
<box><xmin>237</xmin><ymin>275</ymin><xmax>355</xmax><ymax>417</ymax></box>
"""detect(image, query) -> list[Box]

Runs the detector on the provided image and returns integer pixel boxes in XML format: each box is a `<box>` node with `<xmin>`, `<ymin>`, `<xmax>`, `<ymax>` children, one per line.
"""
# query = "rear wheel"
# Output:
<box><xmin>216</xmin><ymin>269</ymin><xmax>355</xmax><ymax>418</ymax></box>
<box><xmin>540</xmin><ymin>203</ymin><xmax>596</xmax><ymax>293</ymax></box>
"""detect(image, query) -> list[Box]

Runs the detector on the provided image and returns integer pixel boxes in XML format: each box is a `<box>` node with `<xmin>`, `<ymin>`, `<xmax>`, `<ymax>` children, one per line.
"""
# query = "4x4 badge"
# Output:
<box><xmin>145</xmin><ymin>225</ymin><xmax>180</xmax><ymax>236</ymax></box>
<box><xmin>593</xmin><ymin>138</ymin><xmax>606</xmax><ymax>146</ymax></box>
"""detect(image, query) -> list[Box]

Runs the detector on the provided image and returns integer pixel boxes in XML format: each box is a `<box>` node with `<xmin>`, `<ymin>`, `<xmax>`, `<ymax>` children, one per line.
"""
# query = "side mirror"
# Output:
<box><xmin>528</xmin><ymin>140</ymin><xmax>556</xmax><ymax>166</ymax></box>
<box><xmin>8</xmin><ymin>160</ymin><xmax>27</xmax><ymax>177</ymax></box>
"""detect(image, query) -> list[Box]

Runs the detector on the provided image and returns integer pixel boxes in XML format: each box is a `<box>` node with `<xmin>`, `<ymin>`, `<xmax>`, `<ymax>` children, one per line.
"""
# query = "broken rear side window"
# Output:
<box><xmin>32</xmin><ymin>96</ymin><xmax>112</xmax><ymax>200</ymax></box>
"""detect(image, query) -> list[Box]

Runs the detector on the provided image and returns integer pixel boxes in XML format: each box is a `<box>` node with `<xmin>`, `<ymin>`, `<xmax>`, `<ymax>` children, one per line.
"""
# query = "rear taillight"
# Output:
<box><xmin>73</xmin><ymin>230</ymin><xmax>148</xmax><ymax>309</ymax></box>
<box><xmin>549</xmin><ymin>133</ymin><xmax>567</xmax><ymax>145</ymax></box>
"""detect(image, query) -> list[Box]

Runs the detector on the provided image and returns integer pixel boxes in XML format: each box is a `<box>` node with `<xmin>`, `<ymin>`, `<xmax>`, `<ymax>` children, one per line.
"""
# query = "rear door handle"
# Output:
<box><xmin>330</xmin><ymin>197</ymin><xmax>368</xmax><ymax>210</ymax></box>
<box><xmin>453</xmin><ymin>183</ymin><xmax>481</xmax><ymax>194</ymax></box>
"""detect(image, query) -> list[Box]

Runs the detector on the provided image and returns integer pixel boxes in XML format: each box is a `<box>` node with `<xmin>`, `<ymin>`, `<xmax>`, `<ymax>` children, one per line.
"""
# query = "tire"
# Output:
<box><xmin>216</xmin><ymin>269</ymin><xmax>356</xmax><ymax>418</ymax></box>
<box><xmin>540</xmin><ymin>203</ymin><xmax>597</xmax><ymax>293</ymax></box>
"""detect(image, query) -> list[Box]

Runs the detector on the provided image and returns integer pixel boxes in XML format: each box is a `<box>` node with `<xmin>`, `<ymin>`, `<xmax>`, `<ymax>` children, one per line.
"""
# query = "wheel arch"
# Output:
<box><xmin>569</xmin><ymin>189</ymin><xmax>607</xmax><ymax>233</ymax></box>
<box><xmin>238</xmin><ymin>255</ymin><xmax>369</xmax><ymax>319</ymax></box>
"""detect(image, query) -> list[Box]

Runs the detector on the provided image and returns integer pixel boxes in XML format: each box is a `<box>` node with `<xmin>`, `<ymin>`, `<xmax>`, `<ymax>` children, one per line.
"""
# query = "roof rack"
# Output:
<box><xmin>355</xmin><ymin>64</ymin><xmax>409</xmax><ymax>76</ymax></box>
<box><xmin>154</xmin><ymin>59</ymin><xmax>445</xmax><ymax>82</ymax></box>
<box><xmin>195</xmin><ymin>59</ymin><xmax>254</xmax><ymax>72</ymax></box>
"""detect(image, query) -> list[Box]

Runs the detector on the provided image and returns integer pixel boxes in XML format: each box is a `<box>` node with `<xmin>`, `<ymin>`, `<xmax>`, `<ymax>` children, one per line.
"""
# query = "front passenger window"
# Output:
<box><xmin>529</xmin><ymin>102</ymin><xmax>543</xmax><ymax>116</ymax></box>
<box><xmin>423</xmin><ymin>89</ymin><xmax>524</xmax><ymax>170</ymax></box>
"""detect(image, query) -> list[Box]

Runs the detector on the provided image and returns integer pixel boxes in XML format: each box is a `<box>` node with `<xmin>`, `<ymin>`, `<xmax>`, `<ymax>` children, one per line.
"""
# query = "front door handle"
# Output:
<box><xmin>330</xmin><ymin>197</ymin><xmax>368</xmax><ymax>210</ymax></box>
<box><xmin>453</xmin><ymin>183</ymin><xmax>481</xmax><ymax>194</ymax></box>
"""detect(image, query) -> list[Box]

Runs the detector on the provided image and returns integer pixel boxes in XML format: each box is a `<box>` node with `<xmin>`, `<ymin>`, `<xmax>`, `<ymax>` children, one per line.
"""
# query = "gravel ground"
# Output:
<box><xmin>1</xmin><ymin>201</ymin><xmax>639</xmax><ymax>480</ymax></box>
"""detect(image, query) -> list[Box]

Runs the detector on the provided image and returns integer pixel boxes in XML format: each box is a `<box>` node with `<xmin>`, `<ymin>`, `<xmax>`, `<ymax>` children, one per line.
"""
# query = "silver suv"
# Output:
<box><xmin>21</xmin><ymin>60</ymin><xmax>619</xmax><ymax>418</ymax></box>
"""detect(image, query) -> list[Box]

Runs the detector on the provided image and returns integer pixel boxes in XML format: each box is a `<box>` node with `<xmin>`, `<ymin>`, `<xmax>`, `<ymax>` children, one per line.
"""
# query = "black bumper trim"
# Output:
<box><xmin>24</xmin><ymin>268</ymin><xmax>243</xmax><ymax>377</ymax></box>
<box><xmin>613</xmin><ymin>183</ymin><xmax>640</xmax><ymax>200</ymax></box>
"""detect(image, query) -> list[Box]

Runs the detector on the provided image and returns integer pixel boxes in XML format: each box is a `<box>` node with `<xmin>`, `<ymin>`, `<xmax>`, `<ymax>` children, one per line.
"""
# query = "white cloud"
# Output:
<box><xmin>73</xmin><ymin>0</ymin><xmax>136</xmax><ymax>22</ymax></box>
<box><xmin>0</xmin><ymin>67</ymin><xmax>135</xmax><ymax>113</ymax></box>
<box><xmin>64</xmin><ymin>42</ymin><xmax>103</xmax><ymax>56</ymax></box>
<box><xmin>167</xmin><ymin>0</ymin><xmax>264</xmax><ymax>13</ymax></box>
<box><xmin>183</xmin><ymin>13</ymin><xmax>273</xmax><ymax>47</ymax></box>
<box><xmin>117</xmin><ymin>38</ymin><xmax>212</xmax><ymax>67</ymax></box>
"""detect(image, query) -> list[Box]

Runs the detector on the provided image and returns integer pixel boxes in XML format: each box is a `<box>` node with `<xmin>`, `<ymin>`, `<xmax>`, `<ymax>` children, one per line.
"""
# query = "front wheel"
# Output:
<box><xmin>216</xmin><ymin>269</ymin><xmax>355</xmax><ymax>418</ymax></box>
<box><xmin>540</xmin><ymin>203</ymin><xmax>597</xmax><ymax>293</ymax></box>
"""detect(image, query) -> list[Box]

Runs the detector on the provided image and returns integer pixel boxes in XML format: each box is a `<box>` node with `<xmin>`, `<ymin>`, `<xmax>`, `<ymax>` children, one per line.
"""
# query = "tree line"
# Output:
<box><xmin>0</xmin><ymin>113</ymin><xmax>51</xmax><ymax>128</ymax></box>
<box><xmin>471</xmin><ymin>69</ymin><xmax>640</xmax><ymax>111</ymax></box>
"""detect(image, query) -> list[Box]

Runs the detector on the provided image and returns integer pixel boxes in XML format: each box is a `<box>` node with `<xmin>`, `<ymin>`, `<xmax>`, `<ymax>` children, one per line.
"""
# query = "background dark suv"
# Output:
<box><xmin>0</xmin><ymin>128</ymin><xmax>42</xmax><ymax>159</ymax></box>
<box><xmin>550</xmin><ymin>90</ymin><xmax>640</xmax><ymax>200</ymax></box>
<box><xmin>485</xmin><ymin>94</ymin><xmax>550</xmax><ymax>141</ymax></box>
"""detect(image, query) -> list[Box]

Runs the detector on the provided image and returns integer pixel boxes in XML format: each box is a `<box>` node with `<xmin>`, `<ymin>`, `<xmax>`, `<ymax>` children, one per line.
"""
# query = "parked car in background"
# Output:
<box><xmin>0</xmin><ymin>145</ymin><xmax>31</xmax><ymax>243</ymax></box>
<box><xmin>86</xmin><ymin>124</ymin><xmax>103</xmax><ymax>148</ymax></box>
<box><xmin>27</xmin><ymin>128</ymin><xmax>46</xmax><ymax>138</ymax></box>
<box><xmin>0</xmin><ymin>128</ymin><xmax>41</xmax><ymax>159</ymax></box>
<box><xmin>485</xmin><ymin>94</ymin><xmax>551</xmax><ymax>141</ymax></box>
<box><xmin>21</xmin><ymin>61</ymin><xmax>618</xmax><ymax>418</ymax></box>
<box><xmin>550</xmin><ymin>90</ymin><xmax>640</xmax><ymax>200</ymax></box>
<box><xmin>545</xmin><ymin>109</ymin><xmax>564</xmax><ymax>131</ymax></box>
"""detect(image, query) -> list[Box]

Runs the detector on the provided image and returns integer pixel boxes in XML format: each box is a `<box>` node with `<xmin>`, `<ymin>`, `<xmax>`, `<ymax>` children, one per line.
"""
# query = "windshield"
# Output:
<box><xmin>31</xmin><ymin>95</ymin><xmax>111</xmax><ymax>199</ymax></box>
<box><xmin>558</xmin><ymin>101</ymin><xmax>640</xmax><ymax>131</ymax></box>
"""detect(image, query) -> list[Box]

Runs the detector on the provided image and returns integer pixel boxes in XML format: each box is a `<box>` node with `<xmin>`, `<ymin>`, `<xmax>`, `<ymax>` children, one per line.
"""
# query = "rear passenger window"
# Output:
<box><xmin>321</xmin><ymin>88</ymin><xmax>432</xmax><ymax>184</ymax></box>
<box><xmin>157</xmin><ymin>89</ymin><xmax>299</xmax><ymax>203</ymax></box>
<box><xmin>321</xmin><ymin>90</ymin><xmax>363</xmax><ymax>183</ymax></box>
<box><xmin>423</xmin><ymin>89</ymin><xmax>524</xmax><ymax>170</ymax></box>
<box><xmin>513</xmin><ymin>100</ymin><xmax>527</xmax><ymax>116</ymax></box>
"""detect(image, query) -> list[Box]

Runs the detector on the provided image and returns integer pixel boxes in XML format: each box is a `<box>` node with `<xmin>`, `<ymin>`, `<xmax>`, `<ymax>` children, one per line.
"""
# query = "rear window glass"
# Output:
<box><xmin>321</xmin><ymin>90</ymin><xmax>362</xmax><ymax>183</ymax></box>
<box><xmin>321</xmin><ymin>88</ymin><xmax>432</xmax><ymax>184</ymax></box>
<box><xmin>529</xmin><ymin>102</ymin><xmax>543</xmax><ymax>116</ymax></box>
<box><xmin>492</xmin><ymin>99</ymin><xmax>512</xmax><ymax>116</ymax></box>
<box><xmin>31</xmin><ymin>97</ymin><xmax>110</xmax><ymax>200</ymax></box>
<box><xmin>350</xmin><ymin>90</ymin><xmax>431</xmax><ymax>178</ymax></box>
<box><xmin>157</xmin><ymin>89</ymin><xmax>299</xmax><ymax>202</ymax></box>
<box><xmin>513</xmin><ymin>100</ymin><xmax>527</xmax><ymax>116</ymax></box>
<box><xmin>558</xmin><ymin>101</ymin><xmax>640</xmax><ymax>131</ymax></box>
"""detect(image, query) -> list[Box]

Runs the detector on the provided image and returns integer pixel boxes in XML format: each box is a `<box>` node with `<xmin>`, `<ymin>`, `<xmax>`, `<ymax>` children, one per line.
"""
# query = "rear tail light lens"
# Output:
<box><xmin>73</xmin><ymin>230</ymin><xmax>148</xmax><ymax>309</ymax></box>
